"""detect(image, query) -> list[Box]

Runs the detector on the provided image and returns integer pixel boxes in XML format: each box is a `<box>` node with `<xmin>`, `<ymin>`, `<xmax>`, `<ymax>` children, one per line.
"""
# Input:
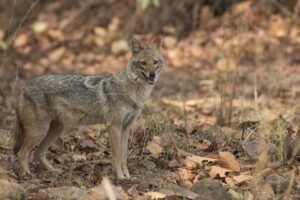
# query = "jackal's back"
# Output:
<box><xmin>17</xmin><ymin>74</ymin><xmax>143</xmax><ymax>126</ymax></box>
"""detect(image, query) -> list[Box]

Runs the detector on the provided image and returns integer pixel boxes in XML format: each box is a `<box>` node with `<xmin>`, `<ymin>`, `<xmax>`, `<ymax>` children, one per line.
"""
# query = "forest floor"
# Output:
<box><xmin>0</xmin><ymin>1</ymin><xmax>299</xmax><ymax>199</ymax></box>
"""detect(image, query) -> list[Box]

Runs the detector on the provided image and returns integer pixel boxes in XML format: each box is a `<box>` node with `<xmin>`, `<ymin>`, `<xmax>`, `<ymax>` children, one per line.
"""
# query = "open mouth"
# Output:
<box><xmin>141</xmin><ymin>72</ymin><xmax>155</xmax><ymax>85</ymax></box>
<box><xmin>147</xmin><ymin>77</ymin><xmax>155</xmax><ymax>85</ymax></box>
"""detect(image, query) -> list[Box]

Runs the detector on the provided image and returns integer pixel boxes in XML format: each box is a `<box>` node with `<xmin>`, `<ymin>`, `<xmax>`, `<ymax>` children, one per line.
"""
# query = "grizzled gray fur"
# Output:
<box><xmin>14</xmin><ymin>38</ymin><xmax>164</xmax><ymax>179</ymax></box>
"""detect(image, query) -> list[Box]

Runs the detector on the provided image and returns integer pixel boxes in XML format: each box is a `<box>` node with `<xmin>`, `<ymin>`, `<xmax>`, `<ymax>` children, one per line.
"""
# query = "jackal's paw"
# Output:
<box><xmin>116</xmin><ymin>174</ymin><xmax>126</xmax><ymax>180</ymax></box>
<box><xmin>115</xmin><ymin>171</ymin><xmax>126</xmax><ymax>180</ymax></box>
<box><xmin>123</xmin><ymin>169</ymin><xmax>131</xmax><ymax>179</ymax></box>
<box><xmin>19</xmin><ymin>170</ymin><xmax>32</xmax><ymax>178</ymax></box>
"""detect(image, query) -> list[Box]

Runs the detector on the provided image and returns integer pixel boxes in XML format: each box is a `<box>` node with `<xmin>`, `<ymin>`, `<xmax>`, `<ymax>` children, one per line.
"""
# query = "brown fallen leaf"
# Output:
<box><xmin>184</xmin><ymin>158</ymin><xmax>198</xmax><ymax>169</ymax></box>
<box><xmin>72</xmin><ymin>154</ymin><xmax>87</xmax><ymax>161</ymax></box>
<box><xmin>54</xmin><ymin>153</ymin><xmax>69</xmax><ymax>164</ymax></box>
<box><xmin>159</xmin><ymin>184</ymin><xmax>198</xmax><ymax>199</ymax></box>
<box><xmin>131</xmin><ymin>128</ymin><xmax>145</xmax><ymax>145</ymax></box>
<box><xmin>159</xmin><ymin>134</ymin><xmax>172</xmax><ymax>146</ymax></box>
<box><xmin>161</xmin><ymin>98</ymin><xmax>193</xmax><ymax>111</ymax></box>
<box><xmin>186</xmin><ymin>155</ymin><xmax>217</xmax><ymax>166</ymax></box>
<box><xmin>94</xmin><ymin>27</ymin><xmax>107</xmax><ymax>37</ymax></box>
<box><xmin>47</xmin><ymin>29</ymin><xmax>64</xmax><ymax>41</ymax></box>
<box><xmin>0</xmin><ymin>180</ymin><xmax>26</xmax><ymax>200</ymax></box>
<box><xmin>231</xmin><ymin>1</ymin><xmax>252</xmax><ymax>15</ymax></box>
<box><xmin>0</xmin><ymin>166</ymin><xmax>18</xmax><ymax>181</ymax></box>
<box><xmin>48</xmin><ymin>47</ymin><xmax>66</xmax><ymax>62</ymax></box>
<box><xmin>254</xmin><ymin>141</ymin><xmax>269</xmax><ymax>174</ymax></box>
<box><xmin>80</xmin><ymin>185</ymin><xmax>128</xmax><ymax>200</ymax></box>
<box><xmin>177</xmin><ymin>149</ymin><xmax>195</xmax><ymax>157</ymax></box>
<box><xmin>258</xmin><ymin>183</ymin><xmax>275</xmax><ymax>200</ymax></box>
<box><xmin>146</xmin><ymin>141</ymin><xmax>163</xmax><ymax>158</ymax></box>
<box><xmin>102</xmin><ymin>177</ymin><xmax>117</xmax><ymax>200</ymax></box>
<box><xmin>94</xmin><ymin>37</ymin><xmax>106</xmax><ymax>47</ymax></box>
<box><xmin>127</xmin><ymin>184</ymin><xmax>140</xmax><ymax>199</ymax></box>
<box><xmin>268</xmin><ymin>20</ymin><xmax>287</xmax><ymax>38</ymax></box>
<box><xmin>220</xmin><ymin>127</ymin><xmax>237</xmax><ymax>137</ymax></box>
<box><xmin>178</xmin><ymin>168</ymin><xmax>194</xmax><ymax>182</ymax></box>
<box><xmin>40</xmin><ymin>186</ymin><xmax>85</xmax><ymax>200</ymax></box>
<box><xmin>232</xmin><ymin>174</ymin><xmax>252</xmax><ymax>185</ymax></box>
<box><xmin>244</xmin><ymin>191</ymin><xmax>254</xmax><ymax>200</ymax></box>
<box><xmin>80</xmin><ymin>139</ymin><xmax>98</xmax><ymax>150</ymax></box>
<box><xmin>152</xmin><ymin>136</ymin><xmax>161</xmax><ymax>144</ymax></box>
<box><xmin>168</xmin><ymin>158</ymin><xmax>180</xmax><ymax>168</ymax></box>
<box><xmin>225</xmin><ymin>177</ymin><xmax>235</xmax><ymax>187</ymax></box>
<box><xmin>108</xmin><ymin>17</ymin><xmax>120</xmax><ymax>32</ymax></box>
<box><xmin>209</xmin><ymin>166</ymin><xmax>232</xmax><ymax>178</ymax></box>
<box><xmin>14</xmin><ymin>33</ymin><xmax>29</xmax><ymax>47</ymax></box>
<box><xmin>32</xmin><ymin>22</ymin><xmax>48</xmax><ymax>33</ymax></box>
<box><xmin>217</xmin><ymin>151</ymin><xmax>240</xmax><ymax>172</ymax></box>
<box><xmin>200</xmin><ymin>6</ymin><xmax>213</xmax><ymax>24</ymax></box>
<box><xmin>217</xmin><ymin>57</ymin><xmax>236</xmax><ymax>72</ymax></box>
<box><xmin>0</xmin><ymin>29</ymin><xmax>4</xmax><ymax>39</ymax></box>
<box><xmin>144</xmin><ymin>191</ymin><xmax>166</xmax><ymax>199</ymax></box>
<box><xmin>111</xmin><ymin>40</ymin><xmax>129</xmax><ymax>55</ymax></box>
<box><xmin>163</xmin><ymin>36</ymin><xmax>177</xmax><ymax>48</ymax></box>
<box><xmin>194</xmin><ymin>139</ymin><xmax>211</xmax><ymax>150</ymax></box>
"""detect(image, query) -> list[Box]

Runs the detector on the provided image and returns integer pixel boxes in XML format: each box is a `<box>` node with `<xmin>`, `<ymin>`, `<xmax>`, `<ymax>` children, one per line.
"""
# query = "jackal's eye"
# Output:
<box><xmin>153</xmin><ymin>59</ymin><xmax>158</xmax><ymax>64</ymax></box>
<box><xmin>140</xmin><ymin>60</ymin><xmax>146</xmax><ymax>65</ymax></box>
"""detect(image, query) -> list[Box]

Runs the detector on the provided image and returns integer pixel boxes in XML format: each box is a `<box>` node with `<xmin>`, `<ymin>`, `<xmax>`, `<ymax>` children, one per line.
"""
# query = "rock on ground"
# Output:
<box><xmin>265</xmin><ymin>174</ymin><xmax>289</xmax><ymax>194</ymax></box>
<box><xmin>191</xmin><ymin>178</ymin><xmax>230</xmax><ymax>200</ymax></box>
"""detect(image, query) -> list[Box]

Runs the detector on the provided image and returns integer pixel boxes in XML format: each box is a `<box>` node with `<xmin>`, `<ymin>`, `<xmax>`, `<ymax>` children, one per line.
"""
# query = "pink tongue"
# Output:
<box><xmin>147</xmin><ymin>79</ymin><xmax>155</xmax><ymax>85</ymax></box>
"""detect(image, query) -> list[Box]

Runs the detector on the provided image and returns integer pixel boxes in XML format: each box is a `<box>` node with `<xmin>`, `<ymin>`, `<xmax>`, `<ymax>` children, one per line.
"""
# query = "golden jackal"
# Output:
<box><xmin>14</xmin><ymin>38</ymin><xmax>164</xmax><ymax>179</ymax></box>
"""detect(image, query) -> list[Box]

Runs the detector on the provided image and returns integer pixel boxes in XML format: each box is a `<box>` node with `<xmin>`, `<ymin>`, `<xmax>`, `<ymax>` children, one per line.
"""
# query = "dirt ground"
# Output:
<box><xmin>0</xmin><ymin>1</ymin><xmax>299</xmax><ymax>199</ymax></box>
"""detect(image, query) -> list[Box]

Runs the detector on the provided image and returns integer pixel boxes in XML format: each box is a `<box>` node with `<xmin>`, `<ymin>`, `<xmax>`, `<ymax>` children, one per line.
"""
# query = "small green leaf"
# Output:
<box><xmin>139</xmin><ymin>0</ymin><xmax>151</xmax><ymax>10</ymax></box>
<box><xmin>153</xmin><ymin>0</ymin><xmax>160</xmax><ymax>7</ymax></box>
<box><xmin>0</xmin><ymin>40</ymin><xmax>7</xmax><ymax>50</ymax></box>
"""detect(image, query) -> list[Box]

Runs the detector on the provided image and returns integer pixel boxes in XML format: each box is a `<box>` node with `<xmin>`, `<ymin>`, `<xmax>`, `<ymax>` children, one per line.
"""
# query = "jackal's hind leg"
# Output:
<box><xmin>17</xmin><ymin>124</ymin><xmax>49</xmax><ymax>175</ymax></box>
<box><xmin>35</xmin><ymin>120</ymin><xmax>64</xmax><ymax>173</ymax></box>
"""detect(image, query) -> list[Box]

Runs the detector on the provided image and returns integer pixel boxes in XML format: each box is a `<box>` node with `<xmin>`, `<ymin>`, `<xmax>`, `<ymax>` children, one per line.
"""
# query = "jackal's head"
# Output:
<box><xmin>128</xmin><ymin>37</ymin><xmax>164</xmax><ymax>85</ymax></box>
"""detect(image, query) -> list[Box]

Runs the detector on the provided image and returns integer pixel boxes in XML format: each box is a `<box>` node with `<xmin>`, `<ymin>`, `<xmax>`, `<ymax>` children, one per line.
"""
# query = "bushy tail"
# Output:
<box><xmin>13</xmin><ymin>114</ymin><xmax>24</xmax><ymax>155</ymax></box>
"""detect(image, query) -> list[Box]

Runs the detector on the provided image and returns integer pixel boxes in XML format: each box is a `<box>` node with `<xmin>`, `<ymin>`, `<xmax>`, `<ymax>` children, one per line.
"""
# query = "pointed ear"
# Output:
<box><xmin>129</xmin><ymin>38</ymin><xmax>143</xmax><ymax>55</ymax></box>
<box><xmin>152</xmin><ymin>36</ymin><xmax>163</xmax><ymax>50</ymax></box>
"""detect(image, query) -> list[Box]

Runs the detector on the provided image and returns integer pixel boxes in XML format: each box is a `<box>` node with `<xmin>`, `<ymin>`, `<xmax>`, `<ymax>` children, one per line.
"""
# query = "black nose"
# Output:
<box><xmin>149</xmin><ymin>72</ymin><xmax>155</xmax><ymax>78</ymax></box>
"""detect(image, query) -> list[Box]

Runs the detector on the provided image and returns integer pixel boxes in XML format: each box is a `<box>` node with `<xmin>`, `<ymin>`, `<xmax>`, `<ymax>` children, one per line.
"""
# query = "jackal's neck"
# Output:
<box><xmin>114</xmin><ymin>62</ymin><xmax>141</xmax><ymax>85</ymax></box>
<box><xmin>113</xmin><ymin>65</ymin><xmax>154</xmax><ymax>102</ymax></box>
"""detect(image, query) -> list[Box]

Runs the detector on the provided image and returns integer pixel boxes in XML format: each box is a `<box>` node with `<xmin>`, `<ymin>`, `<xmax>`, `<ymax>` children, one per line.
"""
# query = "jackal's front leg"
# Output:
<box><xmin>120</xmin><ymin>113</ymin><xmax>138</xmax><ymax>179</ymax></box>
<box><xmin>121</xmin><ymin>127</ymin><xmax>130</xmax><ymax>178</ymax></box>
<box><xmin>109</xmin><ymin>125</ymin><xmax>124</xmax><ymax>179</ymax></box>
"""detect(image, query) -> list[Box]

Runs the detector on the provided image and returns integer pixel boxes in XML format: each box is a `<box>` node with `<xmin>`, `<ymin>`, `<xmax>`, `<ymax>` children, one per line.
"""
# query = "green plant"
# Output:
<box><xmin>138</xmin><ymin>0</ymin><xmax>160</xmax><ymax>10</ymax></box>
